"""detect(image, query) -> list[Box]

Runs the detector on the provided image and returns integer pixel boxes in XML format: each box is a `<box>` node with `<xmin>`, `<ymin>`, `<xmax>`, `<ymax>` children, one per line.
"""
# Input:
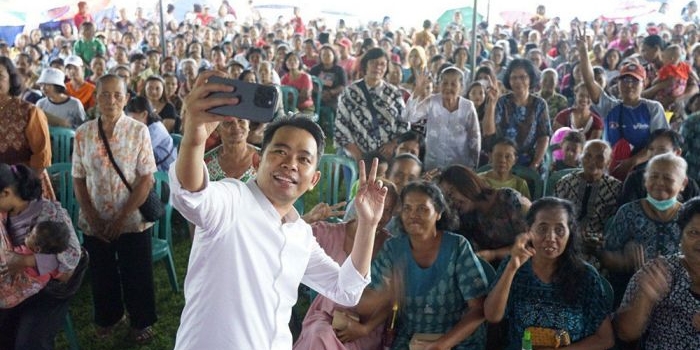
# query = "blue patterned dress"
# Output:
<box><xmin>492</xmin><ymin>93</ymin><xmax>552</xmax><ymax>166</ymax></box>
<box><xmin>491</xmin><ymin>257</ymin><xmax>610</xmax><ymax>350</ymax></box>
<box><xmin>369</xmin><ymin>232</ymin><xmax>489</xmax><ymax>350</ymax></box>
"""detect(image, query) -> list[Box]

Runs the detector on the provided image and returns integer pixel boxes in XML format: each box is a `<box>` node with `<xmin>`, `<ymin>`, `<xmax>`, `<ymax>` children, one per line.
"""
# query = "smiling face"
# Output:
<box><xmin>144</xmin><ymin>80</ymin><xmax>164</xmax><ymax>101</ymax></box>
<box><xmin>400</xmin><ymin>190</ymin><xmax>441</xmax><ymax>237</ymax></box>
<box><xmin>217</xmin><ymin>118</ymin><xmax>250</xmax><ymax>145</ymax></box>
<box><xmin>508</xmin><ymin>67</ymin><xmax>530</xmax><ymax>94</ymax></box>
<box><xmin>440</xmin><ymin>71</ymin><xmax>462</xmax><ymax>100</ymax></box>
<box><xmin>254</xmin><ymin>126</ymin><xmax>321</xmax><ymax>211</ymax></box>
<box><xmin>681</xmin><ymin>214</ymin><xmax>700</xmax><ymax>262</ymax></box>
<box><xmin>530</xmin><ymin>207</ymin><xmax>570</xmax><ymax>261</ymax></box>
<box><xmin>645</xmin><ymin>161</ymin><xmax>686</xmax><ymax>201</ymax></box>
<box><xmin>467</xmin><ymin>84</ymin><xmax>486</xmax><ymax>106</ymax></box>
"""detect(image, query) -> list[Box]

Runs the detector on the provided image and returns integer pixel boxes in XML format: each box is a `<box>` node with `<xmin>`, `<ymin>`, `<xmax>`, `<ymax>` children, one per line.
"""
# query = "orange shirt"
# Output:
<box><xmin>66</xmin><ymin>80</ymin><xmax>96</xmax><ymax>111</ymax></box>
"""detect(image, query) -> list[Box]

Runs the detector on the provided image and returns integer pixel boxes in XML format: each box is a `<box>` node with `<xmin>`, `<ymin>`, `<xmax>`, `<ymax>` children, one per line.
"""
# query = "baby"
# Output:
<box><xmin>0</xmin><ymin>221</ymin><xmax>71</xmax><ymax>308</ymax></box>
<box><xmin>644</xmin><ymin>44</ymin><xmax>698</xmax><ymax>108</ymax></box>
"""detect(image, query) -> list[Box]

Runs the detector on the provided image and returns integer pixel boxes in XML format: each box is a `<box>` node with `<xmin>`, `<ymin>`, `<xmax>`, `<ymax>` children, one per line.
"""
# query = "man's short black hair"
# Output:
<box><xmin>261</xmin><ymin>116</ymin><xmax>325</xmax><ymax>166</ymax></box>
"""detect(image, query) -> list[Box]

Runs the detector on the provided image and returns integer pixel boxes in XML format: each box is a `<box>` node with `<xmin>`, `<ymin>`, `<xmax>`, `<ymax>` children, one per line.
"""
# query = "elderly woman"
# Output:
<box><xmin>437</xmin><ymin>165</ymin><xmax>530</xmax><ymax>265</ymax></box>
<box><xmin>555</xmin><ymin>140</ymin><xmax>621</xmax><ymax>267</ymax></box>
<box><xmin>203</xmin><ymin>118</ymin><xmax>257</xmax><ymax>182</ymax></box>
<box><xmin>484</xmin><ymin>197</ymin><xmax>615</xmax><ymax>350</ymax></box>
<box><xmin>553</xmin><ymin>83</ymin><xmax>604</xmax><ymax>140</ymax></box>
<box><xmin>603</xmin><ymin>153</ymin><xmax>687</xmax><ymax>306</ymax></box>
<box><xmin>536</xmin><ymin>68</ymin><xmax>569</xmax><ymax>120</ymax></box>
<box><xmin>292</xmin><ymin>181</ymin><xmax>398</xmax><ymax>350</ymax></box>
<box><xmin>483</xmin><ymin>58</ymin><xmax>551</xmax><ymax>170</ymax></box>
<box><xmin>358</xmin><ymin>181</ymin><xmax>489</xmax><ymax>350</ymax></box>
<box><xmin>615</xmin><ymin>197</ymin><xmax>700</xmax><ymax>348</ymax></box>
<box><xmin>0</xmin><ymin>57</ymin><xmax>54</xmax><ymax>201</ymax></box>
<box><xmin>0</xmin><ymin>163</ymin><xmax>82</xmax><ymax>348</ymax></box>
<box><xmin>403</xmin><ymin>67</ymin><xmax>480</xmax><ymax>171</ymax></box>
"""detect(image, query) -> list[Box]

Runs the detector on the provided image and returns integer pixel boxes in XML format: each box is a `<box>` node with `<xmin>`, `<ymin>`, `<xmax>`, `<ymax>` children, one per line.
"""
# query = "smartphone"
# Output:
<box><xmin>206</xmin><ymin>75</ymin><xmax>279</xmax><ymax>123</ymax></box>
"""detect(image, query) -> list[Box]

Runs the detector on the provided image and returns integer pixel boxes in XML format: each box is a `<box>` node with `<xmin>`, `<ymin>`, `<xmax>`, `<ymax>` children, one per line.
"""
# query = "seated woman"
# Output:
<box><xmin>358</xmin><ymin>181</ymin><xmax>489</xmax><ymax>350</ymax></box>
<box><xmin>478</xmin><ymin>138</ymin><xmax>531</xmax><ymax>199</ymax></box>
<box><xmin>281</xmin><ymin>52</ymin><xmax>315</xmax><ymax>114</ymax></box>
<box><xmin>555</xmin><ymin>140</ymin><xmax>621</xmax><ymax>268</ymax></box>
<box><xmin>615</xmin><ymin>197</ymin><xmax>700</xmax><ymax>349</ymax></box>
<box><xmin>603</xmin><ymin>153</ymin><xmax>687</xmax><ymax>306</ymax></box>
<box><xmin>292</xmin><ymin>181</ymin><xmax>398</xmax><ymax>350</ymax></box>
<box><xmin>553</xmin><ymin>83</ymin><xmax>604</xmax><ymax>140</ymax></box>
<box><xmin>0</xmin><ymin>220</ymin><xmax>71</xmax><ymax>308</ymax></box>
<box><xmin>484</xmin><ymin>197</ymin><xmax>615</xmax><ymax>350</ymax></box>
<box><xmin>125</xmin><ymin>96</ymin><xmax>177</xmax><ymax>172</ymax></box>
<box><xmin>437</xmin><ymin>165</ymin><xmax>530</xmax><ymax>265</ymax></box>
<box><xmin>403</xmin><ymin>66</ymin><xmax>481</xmax><ymax>171</ymax></box>
<box><xmin>203</xmin><ymin>117</ymin><xmax>257</xmax><ymax>182</ymax></box>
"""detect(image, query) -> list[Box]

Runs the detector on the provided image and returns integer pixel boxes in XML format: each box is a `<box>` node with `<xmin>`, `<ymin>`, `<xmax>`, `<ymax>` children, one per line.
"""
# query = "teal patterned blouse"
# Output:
<box><xmin>369</xmin><ymin>232</ymin><xmax>489</xmax><ymax>350</ymax></box>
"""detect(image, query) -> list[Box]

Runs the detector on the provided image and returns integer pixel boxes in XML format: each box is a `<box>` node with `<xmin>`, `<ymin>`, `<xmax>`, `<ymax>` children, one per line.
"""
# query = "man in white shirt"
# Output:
<box><xmin>171</xmin><ymin>71</ymin><xmax>387</xmax><ymax>349</ymax></box>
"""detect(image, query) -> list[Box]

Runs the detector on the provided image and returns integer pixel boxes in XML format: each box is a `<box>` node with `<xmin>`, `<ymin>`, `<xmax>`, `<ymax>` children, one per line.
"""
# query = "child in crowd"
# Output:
<box><xmin>394</xmin><ymin>130</ymin><xmax>425</xmax><ymax>160</ymax></box>
<box><xmin>0</xmin><ymin>221</ymin><xmax>72</xmax><ymax>308</ymax></box>
<box><xmin>479</xmin><ymin>138</ymin><xmax>531</xmax><ymax>199</ymax></box>
<box><xmin>551</xmin><ymin>131</ymin><xmax>586</xmax><ymax>171</ymax></box>
<box><xmin>643</xmin><ymin>44</ymin><xmax>698</xmax><ymax>109</ymax></box>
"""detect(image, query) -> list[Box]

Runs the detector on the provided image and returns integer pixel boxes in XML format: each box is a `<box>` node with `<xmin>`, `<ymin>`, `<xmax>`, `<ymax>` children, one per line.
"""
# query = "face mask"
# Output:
<box><xmin>646</xmin><ymin>194</ymin><xmax>678</xmax><ymax>211</ymax></box>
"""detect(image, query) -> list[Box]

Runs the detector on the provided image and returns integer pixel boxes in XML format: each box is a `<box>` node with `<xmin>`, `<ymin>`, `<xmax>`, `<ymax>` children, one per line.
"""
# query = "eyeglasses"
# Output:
<box><xmin>509</xmin><ymin>74</ymin><xmax>529</xmax><ymax>81</ymax></box>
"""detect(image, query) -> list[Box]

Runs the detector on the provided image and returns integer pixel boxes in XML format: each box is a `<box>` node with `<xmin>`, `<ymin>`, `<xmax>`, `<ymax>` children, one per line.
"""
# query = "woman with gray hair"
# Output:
<box><xmin>536</xmin><ymin>68</ymin><xmax>569</xmax><ymax>120</ymax></box>
<box><xmin>602</xmin><ymin>152</ymin><xmax>688</xmax><ymax>307</ymax></box>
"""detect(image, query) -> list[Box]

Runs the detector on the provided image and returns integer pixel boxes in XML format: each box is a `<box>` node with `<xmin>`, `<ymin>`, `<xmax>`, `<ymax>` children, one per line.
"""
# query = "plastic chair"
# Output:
<box><xmin>318</xmin><ymin>154</ymin><xmax>358</xmax><ymax>206</ymax></box>
<box><xmin>311</xmin><ymin>75</ymin><xmax>323</xmax><ymax>116</ymax></box>
<box><xmin>63</xmin><ymin>312</ymin><xmax>80</xmax><ymax>350</ymax></box>
<box><xmin>544</xmin><ymin>168</ymin><xmax>581</xmax><ymax>196</ymax></box>
<box><xmin>49</xmin><ymin>126</ymin><xmax>76</xmax><ymax>164</ymax></box>
<box><xmin>512</xmin><ymin>165</ymin><xmax>545</xmax><ymax>200</ymax></box>
<box><xmin>280</xmin><ymin>86</ymin><xmax>299</xmax><ymax>114</ymax></box>
<box><xmin>152</xmin><ymin>171</ymin><xmax>179</xmax><ymax>292</ymax></box>
<box><xmin>47</xmin><ymin>163</ymin><xmax>83</xmax><ymax>244</ymax></box>
<box><xmin>170</xmin><ymin>133</ymin><xmax>183</xmax><ymax>151</ymax></box>
<box><xmin>319</xmin><ymin>106</ymin><xmax>336</xmax><ymax>140</ymax></box>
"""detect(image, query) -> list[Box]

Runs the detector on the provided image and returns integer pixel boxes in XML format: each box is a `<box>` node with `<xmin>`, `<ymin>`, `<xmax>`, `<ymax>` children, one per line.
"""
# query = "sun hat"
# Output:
<box><xmin>37</xmin><ymin>67</ymin><xmax>66</xmax><ymax>88</ymax></box>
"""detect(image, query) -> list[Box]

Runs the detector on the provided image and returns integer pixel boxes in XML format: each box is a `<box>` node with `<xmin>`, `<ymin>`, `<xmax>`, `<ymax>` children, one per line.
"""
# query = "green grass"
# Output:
<box><xmin>55</xmin><ymin>215</ymin><xmax>191</xmax><ymax>350</ymax></box>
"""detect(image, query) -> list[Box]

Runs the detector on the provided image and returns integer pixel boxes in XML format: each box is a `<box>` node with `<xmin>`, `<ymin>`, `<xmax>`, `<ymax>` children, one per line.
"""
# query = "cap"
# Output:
<box><xmin>338</xmin><ymin>38</ymin><xmax>352</xmax><ymax>49</ymax></box>
<box><xmin>64</xmin><ymin>55</ymin><xmax>84</xmax><ymax>68</ymax></box>
<box><xmin>619</xmin><ymin>63</ymin><xmax>646</xmax><ymax>81</ymax></box>
<box><xmin>37</xmin><ymin>68</ymin><xmax>66</xmax><ymax>88</ymax></box>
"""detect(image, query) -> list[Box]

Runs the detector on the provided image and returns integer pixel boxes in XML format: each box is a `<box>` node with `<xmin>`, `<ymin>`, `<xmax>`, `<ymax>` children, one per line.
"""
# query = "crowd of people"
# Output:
<box><xmin>0</xmin><ymin>0</ymin><xmax>699</xmax><ymax>349</ymax></box>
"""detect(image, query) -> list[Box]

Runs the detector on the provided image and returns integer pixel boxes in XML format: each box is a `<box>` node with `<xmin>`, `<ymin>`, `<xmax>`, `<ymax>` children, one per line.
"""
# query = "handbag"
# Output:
<box><xmin>524</xmin><ymin>326</ymin><xmax>571</xmax><ymax>348</ymax></box>
<box><xmin>43</xmin><ymin>247</ymin><xmax>89</xmax><ymax>299</ymax></box>
<box><xmin>97</xmin><ymin>118</ymin><xmax>164</xmax><ymax>223</ymax></box>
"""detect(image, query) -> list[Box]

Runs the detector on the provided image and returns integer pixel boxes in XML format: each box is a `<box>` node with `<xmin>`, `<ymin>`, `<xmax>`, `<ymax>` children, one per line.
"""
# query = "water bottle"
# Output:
<box><xmin>522</xmin><ymin>329</ymin><xmax>533</xmax><ymax>350</ymax></box>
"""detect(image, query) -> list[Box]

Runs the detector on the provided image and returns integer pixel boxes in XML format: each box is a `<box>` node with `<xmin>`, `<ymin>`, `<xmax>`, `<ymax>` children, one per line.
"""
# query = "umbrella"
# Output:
<box><xmin>599</xmin><ymin>0</ymin><xmax>656</xmax><ymax>22</ymax></box>
<box><xmin>436</xmin><ymin>7</ymin><xmax>484</xmax><ymax>33</ymax></box>
<box><xmin>499</xmin><ymin>10</ymin><xmax>534</xmax><ymax>27</ymax></box>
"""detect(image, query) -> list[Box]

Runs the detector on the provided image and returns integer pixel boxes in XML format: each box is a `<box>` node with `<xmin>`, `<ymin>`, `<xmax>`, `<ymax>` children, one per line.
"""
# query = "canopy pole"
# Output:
<box><xmin>470</xmin><ymin>0</ymin><xmax>479</xmax><ymax>80</ymax></box>
<box><xmin>159</xmin><ymin>0</ymin><xmax>166</xmax><ymax>55</ymax></box>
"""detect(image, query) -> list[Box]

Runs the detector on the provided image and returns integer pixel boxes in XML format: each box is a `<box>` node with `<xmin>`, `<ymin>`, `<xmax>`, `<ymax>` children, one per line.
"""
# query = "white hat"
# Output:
<box><xmin>64</xmin><ymin>55</ymin><xmax>84</xmax><ymax>68</ymax></box>
<box><xmin>37</xmin><ymin>68</ymin><xmax>66</xmax><ymax>88</ymax></box>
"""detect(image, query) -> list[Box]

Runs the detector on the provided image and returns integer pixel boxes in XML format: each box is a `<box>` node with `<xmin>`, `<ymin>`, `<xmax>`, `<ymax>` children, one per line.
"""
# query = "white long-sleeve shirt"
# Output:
<box><xmin>170</xmin><ymin>166</ymin><xmax>370</xmax><ymax>350</ymax></box>
<box><xmin>404</xmin><ymin>94</ymin><xmax>481</xmax><ymax>170</ymax></box>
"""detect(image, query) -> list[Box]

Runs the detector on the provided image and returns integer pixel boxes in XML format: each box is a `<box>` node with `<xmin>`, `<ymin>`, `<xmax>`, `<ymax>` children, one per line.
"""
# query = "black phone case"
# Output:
<box><xmin>206</xmin><ymin>75</ymin><xmax>279</xmax><ymax>123</ymax></box>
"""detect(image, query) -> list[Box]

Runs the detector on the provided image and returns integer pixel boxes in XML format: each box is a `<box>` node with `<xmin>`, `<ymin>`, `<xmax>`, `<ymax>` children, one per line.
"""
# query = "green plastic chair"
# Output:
<box><xmin>170</xmin><ymin>133</ymin><xmax>183</xmax><ymax>151</ymax></box>
<box><xmin>63</xmin><ymin>312</ymin><xmax>79</xmax><ymax>350</ymax></box>
<box><xmin>280</xmin><ymin>86</ymin><xmax>299</xmax><ymax>114</ymax></box>
<box><xmin>318</xmin><ymin>154</ymin><xmax>358</xmax><ymax>206</ymax></box>
<box><xmin>152</xmin><ymin>171</ymin><xmax>179</xmax><ymax>292</ymax></box>
<box><xmin>544</xmin><ymin>168</ymin><xmax>582</xmax><ymax>196</ymax></box>
<box><xmin>512</xmin><ymin>165</ymin><xmax>545</xmax><ymax>200</ymax></box>
<box><xmin>310</xmin><ymin>75</ymin><xmax>323</xmax><ymax>116</ymax></box>
<box><xmin>49</xmin><ymin>126</ymin><xmax>76</xmax><ymax>164</ymax></box>
<box><xmin>47</xmin><ymin>163</ymin><xmax>83</xmax><ymax>244</ymax></box>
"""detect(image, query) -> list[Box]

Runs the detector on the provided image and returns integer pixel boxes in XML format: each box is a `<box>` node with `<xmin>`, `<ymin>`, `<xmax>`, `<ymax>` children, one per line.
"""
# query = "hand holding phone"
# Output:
<box><xmin>206</xmin><ymin>75</ymin><xmax>279</xmax><ymax>123</ymax></box>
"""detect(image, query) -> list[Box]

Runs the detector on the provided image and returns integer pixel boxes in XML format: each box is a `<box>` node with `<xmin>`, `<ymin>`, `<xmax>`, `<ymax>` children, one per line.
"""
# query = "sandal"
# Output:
<box><xmin>95</xmin><ymin>314</ymin><xmax>127</xmax><ymax>339</ymax></box>
<box><xmin>130</xmin><ymin>326</ymin><xmax>156</xmax><ymax>345</ymax></box>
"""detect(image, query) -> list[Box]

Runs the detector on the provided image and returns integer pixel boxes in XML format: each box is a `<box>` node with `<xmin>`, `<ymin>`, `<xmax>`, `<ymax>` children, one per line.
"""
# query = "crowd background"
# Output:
<box><xmin>1</xmin><ymin>0</ymin><xmax>700</xmax><ymax>349</ymax></box>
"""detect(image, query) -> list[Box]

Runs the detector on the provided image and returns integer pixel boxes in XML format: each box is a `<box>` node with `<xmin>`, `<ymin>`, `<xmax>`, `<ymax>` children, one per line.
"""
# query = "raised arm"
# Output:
<box><xmin>351</xmin><ymin>158</ymin><xmax>388</xmax><ymax>277</ymax></box>
<box><xmin>175</xmin><ymin>71</ymin><xmax>238</xmax><ymax>192</ymax></box>
<box><xmin>575</xmin><ymin>26</ymin><xmax>603</xmax><ymax>104</ymax></box>
<box><xmin>484</xmin><ymin>233</ymin><xmax>535</xmax><ymax>322</ymax></box>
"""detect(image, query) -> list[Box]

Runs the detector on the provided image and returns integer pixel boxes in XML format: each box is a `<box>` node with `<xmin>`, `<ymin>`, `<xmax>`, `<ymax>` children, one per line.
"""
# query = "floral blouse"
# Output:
<box><xmin>72</xmin><ymin>115</ymin><xmax>157</xmax><ymax>235</ymax></box>
<box><xmin>203</xmin><ymin>145</ymin><xmax>257</xmax><ymax>182</ymax></box>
